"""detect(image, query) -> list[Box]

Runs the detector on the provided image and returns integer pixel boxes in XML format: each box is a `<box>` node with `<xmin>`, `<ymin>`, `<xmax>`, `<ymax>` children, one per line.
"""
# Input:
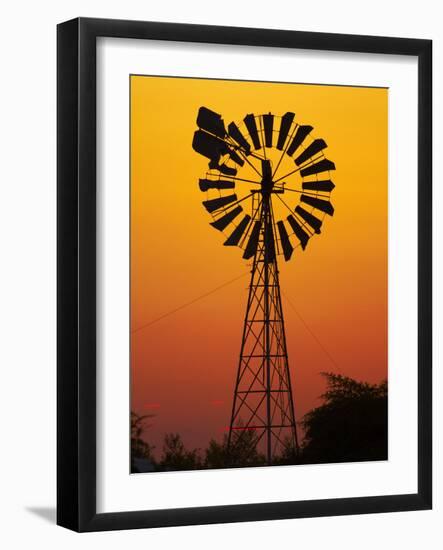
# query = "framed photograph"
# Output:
<box><xmin>57</xmin><ymin>17</ymin><xmax>432</xmax><ymax>531</ymax></box>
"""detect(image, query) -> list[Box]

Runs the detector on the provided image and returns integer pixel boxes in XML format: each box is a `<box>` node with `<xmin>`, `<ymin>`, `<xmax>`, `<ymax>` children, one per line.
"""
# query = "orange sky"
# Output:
<box><xmin>130</xmin><ymin>75</ymin><xmax>388</xmax><ymax>456</ymax></box>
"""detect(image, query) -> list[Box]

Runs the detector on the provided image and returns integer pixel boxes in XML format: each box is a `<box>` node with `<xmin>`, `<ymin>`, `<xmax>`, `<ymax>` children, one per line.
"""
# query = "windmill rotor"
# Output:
<box><xmin>192</xmin><ymin>107</ymin><xmax>336</xmax><ymax>263</ymax></box>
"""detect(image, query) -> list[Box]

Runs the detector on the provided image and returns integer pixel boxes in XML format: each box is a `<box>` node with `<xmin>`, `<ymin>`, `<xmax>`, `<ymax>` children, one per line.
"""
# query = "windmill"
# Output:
<box><xmin>192</xmin><ymin>107</ymin><xmax>336</xmax><ymax>466</ymax></box>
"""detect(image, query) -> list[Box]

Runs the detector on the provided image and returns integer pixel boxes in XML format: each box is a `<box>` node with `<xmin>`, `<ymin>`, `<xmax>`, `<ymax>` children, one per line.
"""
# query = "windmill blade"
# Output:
<box><xmin>264</xmin><ymin>223</ymin><xmax>276</xmax><ymax>263</ymax></box>
<box><xmin>228</xmin><ymin>149</ymin><xmax>245</xmax><ymax>167</ymax></box>
<box><xmin>228</xmin><ymin>122</ymin><xmax>251</xmax><ymax>154</ymax></box>
<box><xmin>287</xmin><ymin>215</ymin><xmax>310</xmax><ymax>250</ymax></box>
<box><xmin>300</xmin><ymin>158</ymin><xmax>336</xmax><ymax>178</ymax></box>
<box><xmin>192</xmin><ymin>130</ymin><xmax>225</xmax><ymax>161</ymax></box>
<box><xmin>243</xmin><ymin>221</ymin><xmax>262</xmax><ymax>259</ymax></box>
<box><xmin>209</xmin><ymin>160</ymin><xmax>237</xmax><ymax>176</ymax></box>
<box><xmin>302</xmin><ymin>179</ymin><xmax>335</xmax><ymax>192</ymax></box>
<box><xmin>286</xmin><ymin>125</ymin><xmax>313</xmax><ymax>156</ymax></box>
<box><xmin>199</xmin><ymin>178</ymin><xmax>235</xmax><ymax>192</ymax></box>
<box><xmin>202</xmin><ymin>194</ymin><xmax>238</xmax><ymax>213</ymax></box>
<box><xmin>263</xmin><ymin>114</ymin><xmax>274</xmax><ymax>147</ymax></box>
<box><xmin>210</xmin><ymin>206</ymin><xmax>243</xmax><ymax>231</ymax></box>
<box><xmin>193</xmin><ymin>129</ymin><xmax>243</xmax><ymax>169</ymax></box>
<box><xmin>277</xmin><ymin>221</ymin><xmax>294</xmax><ymax>261</ymax></box>
<box><xmin>197</xmin><ymin>107</ymin><xmax>226</xmax><ymax>138</ymax></box>
<box><xmin>277</xmin><ymin>112</ymin><xmax>295</xmax><ymax>150</ymax></box>
<box><xmin>300</xmin><ymin>194</ymin><xmax>334</xmax><ymax>215</ymax></box>
<box><xmin>295</xmin><ymin>206</ymin><xmax>322</xmax><ymax>234</ymax></box>
<box><xmin>244</xmin><ymin>114</ymin><xmax>261</xmax><ymax>149</ymax></box>
<box><xmin>295</xmin><ymin>139</ymin><xmax>327</xmax><ymax>166</ymax></box>
<box><xmin>224</xmin><ymin>215</ymin><xmax>251</xmax><ymax>246</ymax></box>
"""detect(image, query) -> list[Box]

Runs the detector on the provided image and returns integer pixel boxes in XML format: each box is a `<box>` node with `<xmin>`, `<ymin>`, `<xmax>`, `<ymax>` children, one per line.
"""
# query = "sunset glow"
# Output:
<box><xmin>130</xmin><ymin>76</ymin><xmax>388</xmax><ymax>457</ymax></box>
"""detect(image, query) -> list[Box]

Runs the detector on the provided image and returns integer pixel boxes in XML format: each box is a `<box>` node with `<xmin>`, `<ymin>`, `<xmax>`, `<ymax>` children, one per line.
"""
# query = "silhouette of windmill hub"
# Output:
<box><xmin>192</xmin><ymin>107</ymin><xmax>336</xmax><ymax>465</ymax></box>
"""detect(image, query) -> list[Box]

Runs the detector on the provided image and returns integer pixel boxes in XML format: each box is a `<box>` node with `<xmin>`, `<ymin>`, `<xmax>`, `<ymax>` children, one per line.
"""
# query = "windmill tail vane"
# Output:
<box><xmin>192</xmin><ymin>106</ymin><xmax>336</xmax><ymax>465</ymax></box>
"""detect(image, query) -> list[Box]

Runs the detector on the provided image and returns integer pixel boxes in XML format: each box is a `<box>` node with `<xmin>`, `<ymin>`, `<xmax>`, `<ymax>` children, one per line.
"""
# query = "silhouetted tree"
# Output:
<box><xmin>204</xmin><ymin>427</ymin><xmax>267</xmax><ymax>469</ymax></box>
<box><xmin>159</xmin><ymin>433</ymin><xmax>203</xmax><ymax>471</ymax></box>
<box><xmin>273</xmin><ymin>435</ymin><xmax>300</xmax><ymax>465</ymax></box>
<box><xmin>131</xmin><ymin>411</ymin><xmax>155</xmax><ymax>472</ymax></box>
<box><xmin>225</xmin><ymin>420</ymin><xmax>266</xmax><ymax>468</ymax></box>
<box><xmin>300</xmin><ymin>372</ymin><xmax>387</xmax><ymax>464</ymax></box>
<box><xmin>204</xmin><ymin>436</ymin><xmax>229</xmax><ymax>469</ymax></box>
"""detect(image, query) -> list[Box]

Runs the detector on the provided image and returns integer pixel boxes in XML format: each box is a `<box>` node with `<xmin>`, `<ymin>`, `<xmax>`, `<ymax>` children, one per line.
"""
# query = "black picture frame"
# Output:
<box><xmin>57</xmin><ymin>17</ymin><xmax>432</xmax><ymax>532</ymax></box>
